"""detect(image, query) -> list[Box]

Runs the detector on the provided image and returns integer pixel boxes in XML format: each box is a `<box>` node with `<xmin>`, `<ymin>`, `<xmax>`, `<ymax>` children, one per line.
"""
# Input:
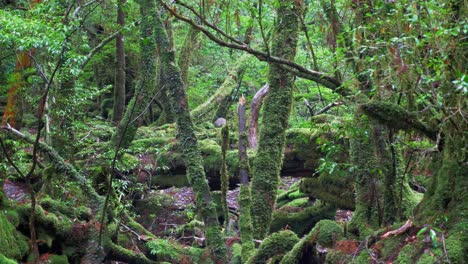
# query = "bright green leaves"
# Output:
<box><xmin>0</xmin><ymin>9</ymin><xmax>67</xmax><ymax>53</ymax></box>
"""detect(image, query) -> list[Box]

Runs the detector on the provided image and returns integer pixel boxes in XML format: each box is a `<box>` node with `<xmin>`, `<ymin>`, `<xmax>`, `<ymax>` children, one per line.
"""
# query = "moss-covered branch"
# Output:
<box><xmin>190</xmin><ymin>54</ymin><xmax>250</xmax><ymax>122</ymax></box>
<box><xmin>246</xmin><ymin>230</ymin><xmax>299</xmax><ymax>264</ymax></box>
<box><xmin>360</xmin><ymin>102</ymin><xmax>437</xmax><ymax>140</ymax></box>
<box><xmin>270</xmin><ymin>203</ymin><xmax>336</xmax><ymax>236</ymax></box>
<box><xmin>1</xmin><ymin>125</ymin><xmax>102</xmax><ymax>205</ymax></box>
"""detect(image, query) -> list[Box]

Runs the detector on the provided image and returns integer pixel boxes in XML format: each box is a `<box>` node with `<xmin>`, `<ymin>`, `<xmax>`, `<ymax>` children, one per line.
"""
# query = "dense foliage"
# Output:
<box><xmin>0</xmin><ymin>0</ymin><xmax>466</xmax><ymax>263</ymax></box>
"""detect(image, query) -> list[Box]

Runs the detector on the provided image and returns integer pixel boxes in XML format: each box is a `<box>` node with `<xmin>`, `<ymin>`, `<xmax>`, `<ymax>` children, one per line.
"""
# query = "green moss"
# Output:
<box><xmin>416</xmin><ymin>252</ymin><xmax>439</xmax><ymax>264</ymax></box>
<box><xmin>0</xmin><ymin>212</ymin><xmax>29</xmax><ymax>260</ymax></box>
<box><xmin>238</xmin><ymin>185</ymin><xmax>254</xmax><ymax>262</ymax></box>
<box><xmin>5</xmin><ymin>210</ymin><xmax>20</xmax><ymax>228</ymax></box>
<box><xmin>283</xmin><ymin>197</ymin><xmax>310</xmax><ymax>208</ymax></box>
<box><xmin>301</xmin><ymin>177</ymin><xmax>355</xmax><ymax>210</ymax></box>
<box><xmin>280</xmin><ymin>228</ymin><xmax>319</xmax><ymax>264</ymax></box>
<box><xmin>376</xmin><ymin>235</ymin><xmax>405</xmax><ymax>261</ymax></box>
<box><xmin>270</xmin><ymin>203</ymin><xmax>336</xmax><ymax>236</ymax></box>
<box><xmin>396</xmin><ymin>243</ymin><xmax>415</xmax><ymax>264</ymax></box>
<box><xmin>325</xmin><ymin>249</ymin><xmax>353</xmax><ymax>264</ymax></box>
<box><xmin>354</xmin><ymin>250</ymin><xmax>371</xmax><ymax>264</ymax></box>
<box><xmin>250</xmin><ymin>0</ymin><xmax>302</xmax><ymax>239</ymax></box>
<box><xmin>231</xmin><ymin>243</ymin><xmax>242</xmax><ymax>264</ymax></box>
<box><xmin>313</xmin><ymin>220</ymin><xmax>344</xmax><ymax>248</ymax></box>
<box><xmin>360</xmin><ymin>102</ymin><xmax>436</xmax><ymax>140</ymax></box>
<box><xmin>17</xmin><ymin>204</ymin><xmax>73</xmax><ymax>236</ymax></box>
<box><xmin>50</xmin><ymin>255</ymin><xmax>69</xmax><ymax>264</ymax></box>
<box><xmin>444</xmin><ymin>234</ymin><xmax>466</xmax><ymax>264</ymax></box>
<box><xmin>0</xmin><ymin>254</ymin><xmax>17</xmax><ymax>264</ymax></box>
<box><xmin>247</xmin><ymin>230</ymin><xmax>299</xmax><ymax>264</ymax></box>
<box><xmin>39</xmin><ymin>196</ymin><xmax>91</xmax><ymax>221</ymax></box>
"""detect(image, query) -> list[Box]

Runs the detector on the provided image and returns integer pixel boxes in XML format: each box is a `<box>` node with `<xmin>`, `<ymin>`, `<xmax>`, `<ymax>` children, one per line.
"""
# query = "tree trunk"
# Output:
<box><xmin>250</xmin><ymin>0</ymin><xmax>302</xmax><ymax>239</ymax></box>
<box><xmin>237</xmin><ymin>96</ymin><xmax>254</xmax><ymax>261</ymax></box>
<box><xmin>152</xmin><ymin>1</ymin><xmax>227</xmax><ymax>262</ymax></box>
<box><xmin>178</xmin><ymin>26</ymin><xmax>200</xmax><ymax>87</ymax></box>
<box><xmin>110</xmin><ymin>0</ymin><xmax>158</xmax><ymax>150</ymax></box>
<box><xmin>112</xmin><ymin>0</ymin><xmax>126</xmax><ymax>124</ymax></box>
<box><xmin>248</xmin><ymin>84</ymin><xmax>269</xmax><ymax>149</ymax></box>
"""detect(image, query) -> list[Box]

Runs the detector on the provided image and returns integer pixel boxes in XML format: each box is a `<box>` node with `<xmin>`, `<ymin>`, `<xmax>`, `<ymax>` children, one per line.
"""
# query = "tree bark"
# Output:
<box><xmin>248</xmin><ymin>84</ymin><xmax>269</xmax><ymax>150</ymax></box>
<box><xmin>237</xmin><ymin>96</ymin><xmax>255</xmax><ymax>261</ymax></box>
<box><xmin>112</xmin><ymin>0</ymin><xmax>126</xmax><ymax>123</ymax></box>
<box><xmin>250</xmin><ymin>0</ymin><xmax>302</xmax><ymax>239</ymax></box>
<box><xmin>110</xmin><ymin>0</ymin><xmax>158</xmax><ymax>150</ymax></box>
<box><xmin>152</xmin><ymin>1</ymin><xmax>227</xmax><ymax>262</ymax></box>
<box><xmin>178</xmin><ymin>26</ymin><xmax>200</xmax><ymax>87</ymax></box>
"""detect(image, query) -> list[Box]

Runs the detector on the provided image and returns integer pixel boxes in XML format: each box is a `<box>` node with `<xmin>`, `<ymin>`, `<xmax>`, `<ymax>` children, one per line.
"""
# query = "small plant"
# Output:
<box><xmin>147</xmin><ymin>239</ymin><xmax>180</xmax><ymax>260</ymax></box>
<box><xmin>417</xmin><ymin>225</ymin><xmax>443</xmax><ymax>248</ymax></box>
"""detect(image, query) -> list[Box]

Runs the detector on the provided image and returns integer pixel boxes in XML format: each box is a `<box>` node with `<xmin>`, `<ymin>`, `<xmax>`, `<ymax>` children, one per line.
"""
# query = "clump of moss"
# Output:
<box><xmin>50</xmin><ymin>254</ymin><xmax>69</xmax><ymax>264</ymax></box>
<box><xmin>0</xmin><ymin>254</ymin><xmax>17</xmax><ymax>264</ymax></box>
<box><xmin>283</xmin><ymin>197</ymin><xmax>310</xmax><ymax>208</ymax></box>
<box><xmin>301</xmin><ymin>174</ymin><xmax>355</xmax><ymax>210</ymax></box>
<box><xmin>0</xmin><ymin>212</ymin><xmax>29</xmax><ymax>260</ymax></box>
<box><xmin>231</xmin><ymin>243</ymin><xmax>242</xmax><ymax>264</ymax></box>
<box><xmin>247</xmin><ymin>230</ymin><xmax>299</xmax><ymax>264</ymax></box>
<box><xmin>313</xmin><ymin>219</ymin><xmax>344</xmax><ymax>248</ymax></box>
<box><xmin>270</xmin><ymin>203</ymin><xmax>336</xmax><ymax>236</ymax></box>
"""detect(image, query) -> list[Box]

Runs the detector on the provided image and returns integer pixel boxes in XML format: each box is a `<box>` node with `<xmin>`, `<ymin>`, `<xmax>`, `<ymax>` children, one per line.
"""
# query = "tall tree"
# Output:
<box><xmin>153</xmin><ymin>0</ymin><xmax>227</xmax><ymax>262</ymax></box>
<box><xmin>250</xmin><ymin>0</ymin><xmax>303</xmax><ymax>239</ymax></box>
<box><xmin>112</xmin><ymin>0</ymin><xmax>127</xmax><ymax>123</ymax></box>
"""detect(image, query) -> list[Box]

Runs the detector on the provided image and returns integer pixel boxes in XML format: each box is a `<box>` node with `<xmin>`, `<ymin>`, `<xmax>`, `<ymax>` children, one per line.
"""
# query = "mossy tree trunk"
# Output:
<box><xmin>152</xmin><ymin>1</ymin><xmax>227</xmax><ymax>262</ymax></box>
<box><xmin>178</xmin><ymin>26</ymin><xmax>200</xmax><ymax>87</ymax></box>
<box><xmin>237</xmin><ymin>96</ymin><xmax>254</xmax><ymax>261</ymax></box>
<box><xmin>220</xmin><ymin>124</ymin><xmax>229</xmax><ymax>228</ymax></box>
<box><xmin>110</xmin><ymin>0</ymin><xmax>158</xmax><ymax>149</ymax></box>
<box><xmin>250</xmin><ymin>0</ymin><xmax>302</xmax><ymax>239</ymax></box>
<box><xmin>414</xmin><ymin>1</ymin><xmax>467</xmax><ymax>251</ymax></box>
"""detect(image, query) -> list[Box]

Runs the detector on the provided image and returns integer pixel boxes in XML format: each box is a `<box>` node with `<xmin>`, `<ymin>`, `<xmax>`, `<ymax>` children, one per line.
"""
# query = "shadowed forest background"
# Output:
<box><xmin>0</xmin><ymin>0</ymin><xmax>466</xmax><ymax>263</ymax></box>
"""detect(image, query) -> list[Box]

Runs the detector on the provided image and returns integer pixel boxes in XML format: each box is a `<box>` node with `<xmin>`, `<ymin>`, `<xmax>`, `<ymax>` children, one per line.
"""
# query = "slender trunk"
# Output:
<box><xmin>248</xmin><ymin>84</ymin><xmax>269</xmax><ymax>149</ymax></box>
<box><xmin>250</xmin><ymin>0</ymin><xmax>302</xmax><ymax>239</ymax></box>
<box><xmin>237</xmin><ymin>96</ymin><xmax>254</xmax><ymax>261</ymax></box>
<box><xmin>152</xmin><ymin>2</ymin><xmax>227</xmax><ymax>262</ymax></box>
<box><xmin>112</xmin><ymin>0</ymin><xmax>126</xmax><ymax>123</ymax></box>
<box><xmin>110</xmin><ymin>0</ymin><xmax>157</xmax><ymax>149</ymax></box>
<box><xmin>178</xmin><ymin>26</ymin><xmax>200</xmax><ymax>86</ymax></box>
<box><xmin>220</xmin><ymin>124</ymin><xmax>229</xmax><ymax>228</ymax></box>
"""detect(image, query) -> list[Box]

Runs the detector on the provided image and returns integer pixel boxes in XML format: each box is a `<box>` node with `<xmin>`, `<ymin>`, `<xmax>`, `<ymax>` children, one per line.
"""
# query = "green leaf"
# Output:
<box><xmin>417</xmin><ymin>226</ymin><xmax>428</xmax><ymax>237</ymax></box>
<box><xmin>430</xmin><ymin>229</ymin><xmax>438</xmax><ymax>248</ymax></box>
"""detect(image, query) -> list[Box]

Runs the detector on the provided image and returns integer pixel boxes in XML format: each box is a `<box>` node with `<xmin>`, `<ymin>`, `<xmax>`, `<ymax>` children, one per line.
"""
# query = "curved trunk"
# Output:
<box><xmin>248</xmin><ymin>84</ymin><xmax>269</xmax><ymax>149</ymax></box>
